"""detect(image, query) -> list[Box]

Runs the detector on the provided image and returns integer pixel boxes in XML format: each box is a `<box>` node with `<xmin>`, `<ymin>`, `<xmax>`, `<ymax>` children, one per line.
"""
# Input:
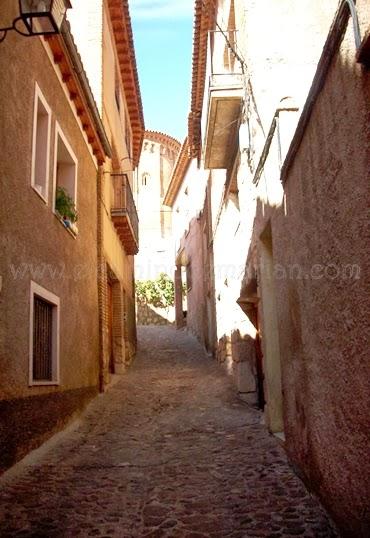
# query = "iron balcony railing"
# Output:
<box><xmin>111</xmin><ymin>173</ymin><xmax>139</xmax><ymax>251</ymax></box>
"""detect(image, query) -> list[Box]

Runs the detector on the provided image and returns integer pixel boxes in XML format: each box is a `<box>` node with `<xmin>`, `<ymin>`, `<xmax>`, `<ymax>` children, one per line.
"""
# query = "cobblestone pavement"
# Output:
<box><xmin>0</xmin><ymin>327</ymin><xmax>339</xmax><ymax>538</ymax></box>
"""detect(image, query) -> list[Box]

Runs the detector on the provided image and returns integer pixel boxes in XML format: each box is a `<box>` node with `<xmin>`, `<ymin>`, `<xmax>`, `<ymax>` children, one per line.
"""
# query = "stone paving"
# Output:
<box><xmin>0</xmin><ymin>327</ymin><xmax>339</xmax><ymax>538</ymax></box>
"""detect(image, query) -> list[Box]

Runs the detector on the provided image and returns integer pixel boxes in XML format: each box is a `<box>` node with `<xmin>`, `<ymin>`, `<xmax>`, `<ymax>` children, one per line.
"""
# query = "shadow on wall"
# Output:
<box><xmin>236</xmin><ymin>36</ymin><xmax>370</xmax><ymax>536</ymax></box>
<box><xmin>137</xmin><ymin>303</ymin><xmax>175</xmax><ymax>326</ymax></box>
<box><xmin>216</xmin><ymin>330</ymin><xmax>260</xmax><ymax>408</ymax></box>
<box><xmin>0</xmin><ymin>387</ymin><xmax>98</xmax><ymax>474</ymax></box>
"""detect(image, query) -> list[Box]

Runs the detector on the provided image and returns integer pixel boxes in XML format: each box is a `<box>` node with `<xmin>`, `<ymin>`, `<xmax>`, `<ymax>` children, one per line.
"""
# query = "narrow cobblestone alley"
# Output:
<box><xmin>0</xmin><ymin>327</ymin><xmax>338</xmax><ymax>538</ymax></box>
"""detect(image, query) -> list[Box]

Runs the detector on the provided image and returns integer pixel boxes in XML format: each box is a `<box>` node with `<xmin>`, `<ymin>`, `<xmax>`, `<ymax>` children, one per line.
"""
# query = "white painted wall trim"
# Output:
<box><xmin>52</xmin><ymin>121</ymin><xmax>79</xmax><ymax>214</ymax></box>
<box><xmin>38</xmin><ymin>36</ymin><xmax>98</xmax><ymax>170</ymax></box>
<box><xmin>30</xmin><ymin>82</ymin><xmax>52</xmax><ymax>204</ymax></box>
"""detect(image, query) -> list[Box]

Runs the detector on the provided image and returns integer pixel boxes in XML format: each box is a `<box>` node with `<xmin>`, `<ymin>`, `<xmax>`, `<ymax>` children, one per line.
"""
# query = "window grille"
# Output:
<box><xmin>33</xmin><ymin>296</ymin><xmax>53</xmax><ymax>381</ymax></box>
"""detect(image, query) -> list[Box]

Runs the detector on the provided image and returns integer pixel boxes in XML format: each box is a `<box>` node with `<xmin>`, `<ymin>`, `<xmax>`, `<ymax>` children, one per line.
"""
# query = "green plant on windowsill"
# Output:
<box><xmin>55</xmin><ymin>186</ymin><xmax>78</xmax><ymax>235</ymax></box>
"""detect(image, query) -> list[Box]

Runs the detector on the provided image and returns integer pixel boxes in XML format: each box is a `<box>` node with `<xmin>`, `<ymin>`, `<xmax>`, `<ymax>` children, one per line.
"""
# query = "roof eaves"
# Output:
<box><xmin>163</xmin><ymin>138</ymin><xmax>191</xmax><ymax>207</ymax></box>
<box><xmin>188</xmin><ymin>0</ymin><xmax>216</xmax><ymax>158</ymax></box>
<box><xmin>144</xmin><ymin>130</ymin><xmax>182</xmax><ymax>151</ymax></box>
<box><xmin>108</xmin><ymin>0</ymin><xmax>145</xmax><ymax>167</ymax></box>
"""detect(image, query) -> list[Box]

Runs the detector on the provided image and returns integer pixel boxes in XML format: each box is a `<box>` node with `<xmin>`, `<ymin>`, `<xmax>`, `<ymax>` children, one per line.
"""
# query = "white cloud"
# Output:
<box><xmin>130</xmin><ymin>0</ymin><xmax>193</xmax><ymax>19</ymax></box>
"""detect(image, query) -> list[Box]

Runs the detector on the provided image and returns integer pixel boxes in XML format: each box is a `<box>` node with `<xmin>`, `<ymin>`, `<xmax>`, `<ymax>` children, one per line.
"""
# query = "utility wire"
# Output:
<box><xmin>200</xmin><ymin>0</ymin><xmax>266</xmax><ymax>138</ymax></box>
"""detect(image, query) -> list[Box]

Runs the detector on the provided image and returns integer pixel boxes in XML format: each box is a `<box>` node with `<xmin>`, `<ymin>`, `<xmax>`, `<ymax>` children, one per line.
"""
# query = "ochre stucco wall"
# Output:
<box><xmin>0</xmin><ymin>23</ymin><xmax>100</xmax><ymax>469</ymax></box>
<box><xmin>0</xmin><ymin>32</ymin><xmax>100</xmax><ymax>399</ymax></box>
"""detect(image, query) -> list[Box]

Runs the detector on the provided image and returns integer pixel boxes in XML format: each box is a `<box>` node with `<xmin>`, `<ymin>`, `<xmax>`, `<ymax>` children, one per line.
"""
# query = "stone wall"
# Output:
<box><xmin>137</xmin><ymin>303</ymin><xmax>175</xmax><ymax>326</ymax></box>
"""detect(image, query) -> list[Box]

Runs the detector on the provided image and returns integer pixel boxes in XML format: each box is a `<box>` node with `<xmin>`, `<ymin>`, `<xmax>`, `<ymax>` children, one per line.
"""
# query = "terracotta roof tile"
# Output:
<box><xmin>107</xmin><ymin>0</ymin><xmax>145</xmax><ymax>167</ymax></box>
<box><xmin>188</xmin><ymin>0</ymin><xmax>216</xmax><ymax>158</ymax></box>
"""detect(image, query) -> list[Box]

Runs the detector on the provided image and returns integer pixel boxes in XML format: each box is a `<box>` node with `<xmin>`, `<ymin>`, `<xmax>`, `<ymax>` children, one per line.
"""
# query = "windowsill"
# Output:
<box><xmin>31</xmin><ymin>184</ymin><xmax>48</xmax><ymax>204</ymax></box>
<box><xmin>54</xmin><ymin>212</ymin><xmax>78</xmax><ymax>239</ymax></box>
<box><xmin>29</xmin><ymin>381</ymin><xmax>60</xmax><ymax>387</ymax></box>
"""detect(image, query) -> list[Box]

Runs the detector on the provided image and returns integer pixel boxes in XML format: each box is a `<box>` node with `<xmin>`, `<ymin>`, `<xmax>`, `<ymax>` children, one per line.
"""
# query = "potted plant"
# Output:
<box><xmin>55</xmin><ymin>186</ymin><xmax>78</xmax><ymax>235</ymax></box>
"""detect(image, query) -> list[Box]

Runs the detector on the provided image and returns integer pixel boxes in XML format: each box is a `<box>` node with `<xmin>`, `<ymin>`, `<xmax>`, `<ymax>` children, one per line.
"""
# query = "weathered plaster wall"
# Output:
<box><xmin>102</xmin><ymin>8</ymin><xmax>133</xmax><ymax>165</ymax></box>
<box><xmin>171</xmin><ymin>160</ymin><xmax>208</xmax><ymax>256</ymax></box>
<box><xmin>67</xmin><ymin>0</ymin><xmax>104</xmax><ymax>113</ymax></box>
<box><xmin>0</xmin><ymin>32</ymin><xmax>100</xmax><ymax>399</ymax></box>
<box><xmin>180</xmin><ymin>217</ymin><xmax>206</xmax><ymax>346</ymax></box>
<box><xmin>0</xmin><ymin>27</ymin><xmax>100</xmax><ymax>468</ymax></box>
<box><xmin>97</xmin><ymin>3</ymin><xmax>139</xmax><ymax>379</ymax></box>
<box><xmin>194</xmin><ymin>0</ymin><xmax>370</xmax><ymax>533</ymax></box>
<box><xmin>271</xmin><ymin>34</ymin><xmax>370</xmax><ymax>537</ymax></box>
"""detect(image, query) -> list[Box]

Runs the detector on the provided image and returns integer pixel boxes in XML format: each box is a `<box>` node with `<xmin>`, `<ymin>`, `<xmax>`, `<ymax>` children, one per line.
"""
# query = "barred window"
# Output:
<box><xmin>30</xmin><ymin>282</ymin><xmax>60</xmax><ymax>385</ymax></box>
<box><xmin>33</xmin><ymin>297</ymin><xmax>53</xmax><ymax>381</ymax></box>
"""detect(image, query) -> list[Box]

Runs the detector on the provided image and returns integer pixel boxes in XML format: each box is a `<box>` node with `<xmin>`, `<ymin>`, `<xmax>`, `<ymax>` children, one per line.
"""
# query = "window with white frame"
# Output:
<box><xmin>31</xmin><ymin>83</ymin><xmax>51</xmax><ymax>202</ymax></box>
<box><xmin>53</xmin><ymin>123</ymin><xmax>78</xmax><ymax>226</ymax></box>
<box><xmin>29</xmin><ymin>281</ymin><xmax>60</xmax><ymax>385</ymax></box>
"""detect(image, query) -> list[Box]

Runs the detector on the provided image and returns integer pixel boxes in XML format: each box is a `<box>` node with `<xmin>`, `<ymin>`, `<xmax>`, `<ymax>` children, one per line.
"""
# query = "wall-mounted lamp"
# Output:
<box><xmin>0</xmin><ymin>0</ymin><xmax>71</xmax><ymax>43</ymax></box>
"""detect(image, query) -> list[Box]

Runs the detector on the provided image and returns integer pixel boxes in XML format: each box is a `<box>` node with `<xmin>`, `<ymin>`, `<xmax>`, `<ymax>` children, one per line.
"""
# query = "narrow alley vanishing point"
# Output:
<box><xmin>0</xmin><ymin>327</ymin><xmax>338</xmax><ymax>538</ymax></box>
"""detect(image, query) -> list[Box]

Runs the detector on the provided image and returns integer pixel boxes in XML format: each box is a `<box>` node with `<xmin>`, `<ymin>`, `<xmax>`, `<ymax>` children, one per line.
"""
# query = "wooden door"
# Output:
<box><xmin>107</xmin><ymin>281</ymin><xmax>114</xmax><ymax>374</ymax></box>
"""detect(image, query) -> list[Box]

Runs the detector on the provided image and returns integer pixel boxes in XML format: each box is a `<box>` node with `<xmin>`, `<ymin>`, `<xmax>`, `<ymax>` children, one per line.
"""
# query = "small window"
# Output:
<box><xmin>53</xmin><ymin>123</ymin><xmax>78</xmax><ymax>229</ymax></box>
<box><xmin>31</xmin><ymin>83</ymin><xmax>51</xmax><ymax>202</ymax></box>
<box><xmin>29</xmin><ymin>282</ymin><xmax>60</xmax><ymax>386</ymax></box>
<box><xmin>142</xmin><ymin>173</ymin><xmax>150</xmax><ymax>186</ymax></box>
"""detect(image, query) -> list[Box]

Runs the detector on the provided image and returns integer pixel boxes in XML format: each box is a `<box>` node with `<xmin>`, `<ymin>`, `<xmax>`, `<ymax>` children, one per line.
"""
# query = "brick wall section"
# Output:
<box><xmin>125</xmin><ymin>293</ymin><xmax>137</xmax><ymax>365</ymax></box>
<box><xmin>112</xmin><ymin>281</ymin><xmax>125</xmax><ymax>371</ymax></box>
<box><xmin>97</xmin><ymin>170</ymin><xmax>109</xmax><ymax>390</ymax></box>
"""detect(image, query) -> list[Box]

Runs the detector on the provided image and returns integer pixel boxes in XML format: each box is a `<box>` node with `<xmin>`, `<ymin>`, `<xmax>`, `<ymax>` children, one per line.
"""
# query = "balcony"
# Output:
<box><xmin>111</xmin><ymin>174</ymin><xmax>139</xmax><ymax>255</ymax></box>
<box><xmin>204</xmin><ymin>72</ymin><xmax>244</xmax><ymax>169</ymax></box>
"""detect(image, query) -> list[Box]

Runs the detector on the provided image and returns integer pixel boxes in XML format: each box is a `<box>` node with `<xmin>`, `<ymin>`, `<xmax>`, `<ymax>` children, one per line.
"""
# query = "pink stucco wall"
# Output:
<box><xmin>180</xmin><ymin>217</ymin><xmax>207</xmax><ymax>346</ymax></box>
<box><xmin>271</xmin><ymin>43</ymin><xmax>370</xmax><ymax>538</ymax></box>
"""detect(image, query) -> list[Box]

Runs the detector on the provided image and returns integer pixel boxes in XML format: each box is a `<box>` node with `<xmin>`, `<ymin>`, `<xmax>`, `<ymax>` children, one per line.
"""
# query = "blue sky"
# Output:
<box><xmin>130</xmin><ymin>1</ymin><xmax>194</xmax><ymax>143</ymax></box>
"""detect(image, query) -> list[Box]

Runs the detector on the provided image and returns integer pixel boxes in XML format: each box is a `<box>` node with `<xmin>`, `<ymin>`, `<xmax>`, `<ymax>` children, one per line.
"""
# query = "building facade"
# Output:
<box><xmin>68</xmin><ymin>0</ymin><xmax>144</xmax><ymax>382</ymax></box>
<box><xmin>0</xmin><ymin>1</ymin><xmax>111</xmax><ymax>471</ymax></box>
<box><xmin>134</xmin><ymin>131</ymin><xmax>180</xmax><ymax>326</ymax></box>
<box><xmin>136</xmin><ymin>131</ymin><xmax>180</xmax><ymax>282</ymax></box>
<box><xmin>0</xmin><ymin>0</ymin><xmax>144</xmax><ymax>471</ymax></box>
<box><xmin>168</xmin><ymin>0</ymin><xmax>370</xmax><ymax>535</ymax></box>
